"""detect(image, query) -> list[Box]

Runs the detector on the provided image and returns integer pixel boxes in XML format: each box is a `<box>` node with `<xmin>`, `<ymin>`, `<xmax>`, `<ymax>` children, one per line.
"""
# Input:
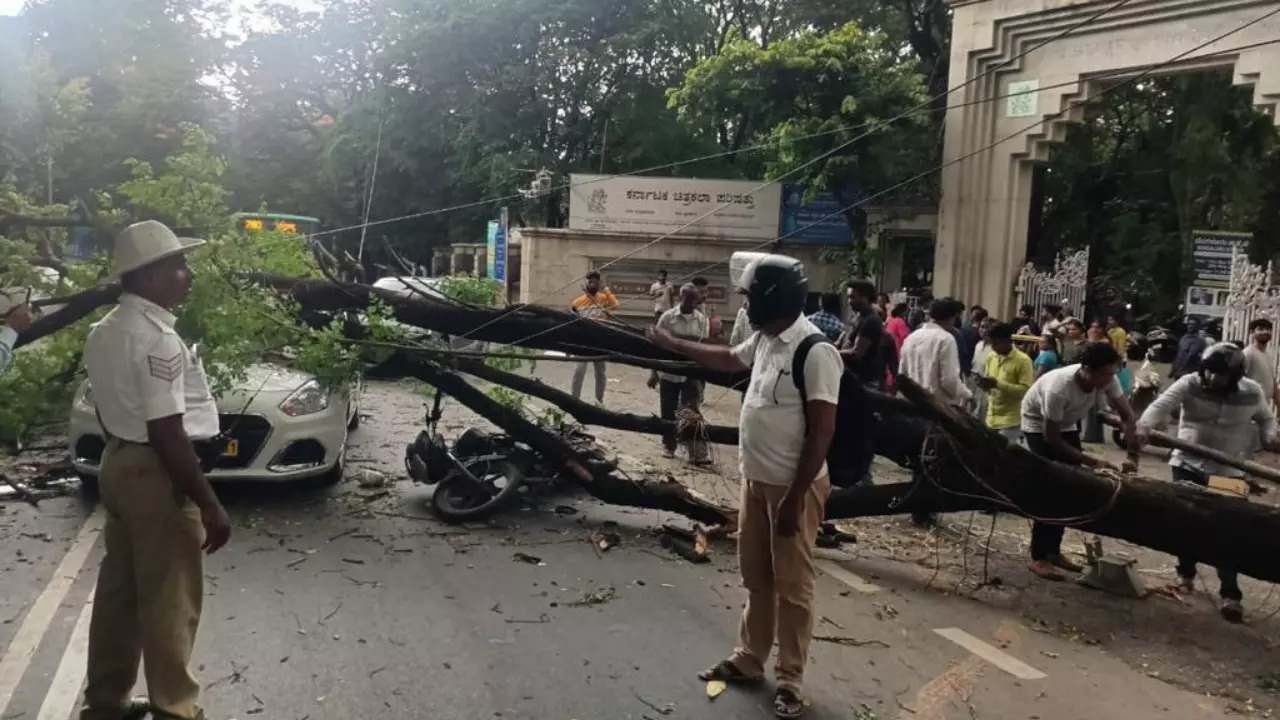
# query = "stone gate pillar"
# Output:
<box><xmin>935</xmin><ymin>0</ymin><xmax>1280</xmax><ymax>316</ymax></box>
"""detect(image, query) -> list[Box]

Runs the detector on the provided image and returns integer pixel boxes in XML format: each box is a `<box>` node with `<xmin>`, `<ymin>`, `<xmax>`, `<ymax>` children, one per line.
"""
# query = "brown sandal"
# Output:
<box><xmin>774</xmin><ymin>688</ymin><xmax>807</xmax><ymax>718</ymax></box>
<box><xmin>697</xmin><ymin>659</ymin><xmax>762</xmax><ymax>684</ymax></box>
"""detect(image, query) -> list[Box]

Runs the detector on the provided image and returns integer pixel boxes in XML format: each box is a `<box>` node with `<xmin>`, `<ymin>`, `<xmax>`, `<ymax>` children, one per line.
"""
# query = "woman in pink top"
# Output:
<box><xmin>884</xmin><ymin>302</ymin><xmax>911</xmax><ymax>391</ymax></box>
<box><xmin>886</xmin><ymin>302</ymin><xmax>911</xmax><ymax>349</ymax></box>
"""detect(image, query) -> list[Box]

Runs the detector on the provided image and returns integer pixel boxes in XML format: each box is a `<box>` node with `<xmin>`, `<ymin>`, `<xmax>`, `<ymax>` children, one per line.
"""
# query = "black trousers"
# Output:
<box><xmin>659</xmin><ymin>379</ymin><xmax>701</xmax><ymax>453</ymax></box>
<box><xmin>1171</xmin><ymin>465</ymin><xmax>1243</xmax><ymax>601</ymax></box>
<box><xmin>1023</xmin><ymin>430</ymin><xmax>1082</xmax><ymax>561</ymax></box>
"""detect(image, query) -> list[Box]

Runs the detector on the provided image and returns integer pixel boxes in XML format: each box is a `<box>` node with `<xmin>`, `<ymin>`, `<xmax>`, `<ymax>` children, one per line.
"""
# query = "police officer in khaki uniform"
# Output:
<box><xmin>80</xmin><ymin>220</ymin><xmax>232</xmax><ymax>720</ymax></box>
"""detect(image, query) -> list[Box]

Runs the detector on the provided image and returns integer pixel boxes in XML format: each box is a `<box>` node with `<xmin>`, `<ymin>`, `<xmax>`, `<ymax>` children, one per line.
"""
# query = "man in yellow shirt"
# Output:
<box><xmin>569</xmin><ymin>271</ymin><xmax>619</xmax><ymax>402</ymax></box>
<box><xmin>976</xmin><ymin>323</ymin><xmax>1035</xmax><ymax>441</ymax></box>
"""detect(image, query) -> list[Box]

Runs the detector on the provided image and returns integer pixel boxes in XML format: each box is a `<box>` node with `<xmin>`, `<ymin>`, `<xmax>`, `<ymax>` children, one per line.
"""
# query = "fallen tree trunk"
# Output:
<box><xmin>896</xmin><ymin>376</ymin><xmax>1280</xmax><ymax>584</ymax></box>
<box><xmin>448</xmin><ymin>356</ymin><xmax>740</xmax><ymax>446</ymax></box>
<box><xmin>373</xmin><ymin>354</ymin><xmax>738</xmax><ymax>527</ymax></box>
<box><xmin>25</xmin><ymin>274</ymin><xmax>1280</xmax><ymax>581</ymax></box>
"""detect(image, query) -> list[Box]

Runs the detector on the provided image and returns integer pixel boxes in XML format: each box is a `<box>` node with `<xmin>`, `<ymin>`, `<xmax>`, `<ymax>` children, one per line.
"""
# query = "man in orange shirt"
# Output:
<box><xmin>570</xmin><ymin>271</ymin><xmax>619</xmax><ymax>402</ymax></box>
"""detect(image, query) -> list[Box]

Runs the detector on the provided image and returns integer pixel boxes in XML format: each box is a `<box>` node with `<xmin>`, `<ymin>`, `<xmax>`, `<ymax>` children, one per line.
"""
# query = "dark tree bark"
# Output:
<box><xmin>25</xmin><ymin>274</ymin><xmax>1280</xmax><ymax>583</ymax></box>
<box><xmin>376</xmin><ymin>354</ymin><xmax>738</xmax><ymax>527</ymax></box>
<box><xmin>894</xmin><ymin>376</ymin><xmax>1280</xmax><ymax>585</ymax></box>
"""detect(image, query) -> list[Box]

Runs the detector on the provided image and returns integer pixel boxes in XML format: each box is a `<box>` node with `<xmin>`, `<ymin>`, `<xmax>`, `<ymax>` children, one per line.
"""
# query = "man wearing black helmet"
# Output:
<box><xmin>1135</xmin><ymin>342</ymin><xmax>1278</xmax><ymax>623</ymax></box>
<box><xmin>648</xmin><ymin>253</ymin><xmax>840</xmax><ymax>719</ymax></box>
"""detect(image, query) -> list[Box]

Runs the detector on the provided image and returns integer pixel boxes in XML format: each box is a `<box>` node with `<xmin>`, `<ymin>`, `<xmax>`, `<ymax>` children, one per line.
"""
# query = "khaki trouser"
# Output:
<box><xmin>81</xmin><ymin>439</ymin><xmax>205</xmax><ymax>720</ymax></box>
<box><xmin>730</xmin><ymin>475</ymin><xmax>830</xmax><ymax>693</ymax></box>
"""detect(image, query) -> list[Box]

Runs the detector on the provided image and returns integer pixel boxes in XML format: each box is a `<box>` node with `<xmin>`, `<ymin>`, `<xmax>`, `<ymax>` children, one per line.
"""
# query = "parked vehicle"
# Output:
<box><xmin>372</xmin><ymin>275</ymin><xmax>488</xmax><ymax>353</ymax></box>
<box><xmin>69</xmin><ymin>364</ymin><xmax>358</xmax><ymax>485</ymax></box>
<box><xmin>405</xmin><ymin>390</ymin><xmax>562</xmax><ymax>522</ymax></box>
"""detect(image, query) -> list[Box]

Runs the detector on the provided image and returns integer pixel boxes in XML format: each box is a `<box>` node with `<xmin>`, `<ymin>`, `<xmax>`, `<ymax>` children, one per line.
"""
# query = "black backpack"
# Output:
<box><xmin>792</xmin><ymin>333</ymin><xmax>876</xmax><ymax>488</ymax></box>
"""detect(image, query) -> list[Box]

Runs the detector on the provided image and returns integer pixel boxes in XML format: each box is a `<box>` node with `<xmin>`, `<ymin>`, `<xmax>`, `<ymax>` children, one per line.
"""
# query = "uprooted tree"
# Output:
<box><xmin>15</xmin><ymin>269</ymin><xmax>1280</xmax><ymax>586</ymax></box>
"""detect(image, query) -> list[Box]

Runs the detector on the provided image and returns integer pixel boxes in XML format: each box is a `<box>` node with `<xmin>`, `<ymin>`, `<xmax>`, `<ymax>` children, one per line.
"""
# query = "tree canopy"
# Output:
<box><xmin>0</xmin><ymin>0</ymin><xmax>1276</xmax><ymax>314</ymax></box>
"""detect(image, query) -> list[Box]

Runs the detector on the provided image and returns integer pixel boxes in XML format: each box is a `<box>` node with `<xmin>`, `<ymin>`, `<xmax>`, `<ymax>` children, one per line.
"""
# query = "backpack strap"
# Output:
<box><xmin>793</xmin><ymin>333</ymin><xmax>832</xmax><ymax>436</ymax></box>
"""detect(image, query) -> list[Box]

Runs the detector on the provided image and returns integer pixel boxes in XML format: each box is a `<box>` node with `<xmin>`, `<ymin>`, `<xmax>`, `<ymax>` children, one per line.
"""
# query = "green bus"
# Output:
<box><xmin>232</xmin><ymin>212</ymin><xmax>322</xmax><ymax>237</ymax></box>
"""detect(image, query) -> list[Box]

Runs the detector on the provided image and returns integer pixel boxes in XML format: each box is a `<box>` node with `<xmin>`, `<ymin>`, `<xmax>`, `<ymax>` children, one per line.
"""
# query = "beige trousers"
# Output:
<box><xmin>81</xmin><ymin>439</ymin><xmax>206</xmax><ymax>720</ymax></box>
<box><xmin>730</xmin><ymin>475</ymin><xmax>830</xmax><ymax>692</ymax></box>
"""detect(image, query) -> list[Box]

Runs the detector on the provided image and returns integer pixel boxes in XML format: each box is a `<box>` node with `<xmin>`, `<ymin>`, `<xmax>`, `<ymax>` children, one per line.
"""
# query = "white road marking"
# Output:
<box><xmin>933</xmin><ymin>627</ymin><xmax>1047</xmax><ymax>680</ymax></box>
<box><xmin>816</xmin><ymin>559</ymin><xmax>880</xmax><ymax>595</ymax></box>
<box><xmin>0</xmin><ymin>508</ymin><xmax>105</xmax><ymax>716</ymax></box>
<box><xmin>36</xmin><ymin>590</ymin><xmax>95</xmax><ymax>720</ymax></box>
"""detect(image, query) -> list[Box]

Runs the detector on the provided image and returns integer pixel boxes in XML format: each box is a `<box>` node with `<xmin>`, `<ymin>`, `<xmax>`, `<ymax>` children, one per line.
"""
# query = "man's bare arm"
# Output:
<box><xmin>1044</xmin><ymin>419</ymin><xmax>1109</xmax><ymax>469</ymax></box>
<box><xmin>649</xmin><ymin>328</ymin><xmax>748</xmax><ymax>373</ymax></box>
<box><xmin>147</xmin><ymin>415</ymin><xmax>220</xmax><ymax>510</ymax></box>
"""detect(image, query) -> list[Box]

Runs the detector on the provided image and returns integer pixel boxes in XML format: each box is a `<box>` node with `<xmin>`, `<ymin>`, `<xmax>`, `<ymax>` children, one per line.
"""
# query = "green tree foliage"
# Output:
<box><xmin>1035</xmin><ymin>72</ymin><xmax>1278</xmax><ymax>315</ymax></box>
<box><xmin>669</xmin><ymin>23</ymin><xmax>931</xmax><ymax>237</ymax></box>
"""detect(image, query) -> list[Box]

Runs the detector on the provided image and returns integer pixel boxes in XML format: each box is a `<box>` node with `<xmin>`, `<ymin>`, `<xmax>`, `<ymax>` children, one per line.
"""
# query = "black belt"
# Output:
<box><xmin>111</xmin><ymin>436</ymin><xmax>228</xmax><ymax>473</ymax></box>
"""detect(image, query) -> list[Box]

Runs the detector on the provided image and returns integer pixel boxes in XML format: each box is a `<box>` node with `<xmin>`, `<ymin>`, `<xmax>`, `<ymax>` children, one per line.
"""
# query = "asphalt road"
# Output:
<box><xmin>0</xmin><ymin>374</ymin><xmax>1241</xmax><ymax>720</ymax></box>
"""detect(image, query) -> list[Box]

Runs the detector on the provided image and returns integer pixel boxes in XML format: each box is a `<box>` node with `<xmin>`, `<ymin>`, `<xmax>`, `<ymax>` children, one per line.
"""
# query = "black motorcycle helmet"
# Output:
<box><xmin>735</xmin><ymin>253</ymin><xmax>808</xmax><ymax>328</ymax></box>
<box><xmin>1198</xmin><ymin>342</ymin><xmax>1245</xmax><ymax>392</ymax></box>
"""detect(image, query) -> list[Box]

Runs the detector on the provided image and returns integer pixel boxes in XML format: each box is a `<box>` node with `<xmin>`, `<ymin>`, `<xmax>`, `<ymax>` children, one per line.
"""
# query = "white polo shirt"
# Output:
<box><xmin>84</xmin><ymin>293</ymin><xmax>220</xmax><ymax>443</ymax></box>
<box><xmin>732</xmin><ymin>316</ymin><xmax>842</xmax><ymax>486</ymax></box>
<box><xmin>1021</xmin><ymin>365</ymin><xmax>1122</xmax><ymax>434</ymax></box>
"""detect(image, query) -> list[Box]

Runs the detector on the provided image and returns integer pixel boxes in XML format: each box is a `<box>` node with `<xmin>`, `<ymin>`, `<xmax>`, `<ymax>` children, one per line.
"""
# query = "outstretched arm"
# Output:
<box><xmin>647</xmin><ymin>327</ymin><xmax>749</xmax><ymax>373</ymax></box>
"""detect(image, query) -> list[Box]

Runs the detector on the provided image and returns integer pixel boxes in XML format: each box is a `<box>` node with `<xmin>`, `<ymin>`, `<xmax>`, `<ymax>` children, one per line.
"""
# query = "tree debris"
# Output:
<box><xmin>813</xmin><ymin>635</ymin><xmax>891</xmax><ymax>648</ymax></box>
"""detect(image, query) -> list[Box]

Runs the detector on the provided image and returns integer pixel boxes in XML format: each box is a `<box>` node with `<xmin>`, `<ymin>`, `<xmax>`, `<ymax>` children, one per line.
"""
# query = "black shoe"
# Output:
<box><xmin>1221</xmin><ymin>598</ymin><xmax>1244</xmax><ymax>624</ymax></box>
<box><xmin>122</xmin><ymin>697</ymin><xmax>151</xmax><ymax>720</ymax></box>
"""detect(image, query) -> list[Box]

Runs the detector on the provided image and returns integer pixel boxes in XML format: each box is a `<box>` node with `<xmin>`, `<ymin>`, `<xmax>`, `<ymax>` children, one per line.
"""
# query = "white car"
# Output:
<box><xmin>69</xmin><ymin>364</ymin><xmax>358</xmax><ymax>484</ymax></box>
<box><xmin>371</xmin><ymin>275</ymin><xmax>487</xmax><ymax>352</ymax></box>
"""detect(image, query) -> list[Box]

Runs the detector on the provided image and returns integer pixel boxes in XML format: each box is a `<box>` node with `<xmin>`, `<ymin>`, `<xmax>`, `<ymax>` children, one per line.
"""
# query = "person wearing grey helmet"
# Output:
<box><xmin>1135</xmin><ymin>341</ymin><xmax>1279</xmax><ymax>623</ymax></box>
<box><xmin>648</xmin><ymin>253</ymin><xmax>839</xmax><ymax>718</ymax></box>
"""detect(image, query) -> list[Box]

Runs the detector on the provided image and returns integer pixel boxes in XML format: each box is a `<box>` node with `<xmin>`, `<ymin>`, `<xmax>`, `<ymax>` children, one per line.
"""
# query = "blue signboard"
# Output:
<box><xmin>777</xmin><ymin>184</ymin><xmax>853</xmax><ymax>245</ymax></box>
<box><xmin>486</xmin><ymin>207</ymin><xmax>509</xmax><ymax>284</ymax></box>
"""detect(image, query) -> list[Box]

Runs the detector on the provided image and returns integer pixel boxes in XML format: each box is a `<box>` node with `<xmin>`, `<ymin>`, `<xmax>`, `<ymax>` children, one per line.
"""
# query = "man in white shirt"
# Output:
<box><xmin>650</xmin><ymin>284</ymin><xmax>710</xmax><ymax>463</ymax></box>
<box><xmin>649</xmin><ymin>254</ymin><xmax>839</xmax><ymax>719</ymax></box>
<box><xmin>649</xmin><ymin>269</ymin><xmax>674</xmax><ymax>319</ymax></box>
<box><xmin>1020</xmin><ymin>342</ymin><xmax>1139</xmax><ymax>581</ymax></box>
<box><xmin>1135</xmin><ymin>342</ymin><xmax>1277</xmax><ymax>623</ymax></box>
<box><xmin>1244</xmin><ymin>318</ymin><xmax>1279</xmax><ymax>407</ymax></box>
<box><xmin>898</xmin><ymin>298</ymin><xmax>970</xmax><ymax>527</ymax></box>
<box><xmin>79</xmin><ymin>220</ymin><xmax>231</xmax><ymax>720</ymax></box>
<box><xmin>899</xmin><ymin>298</ymin><xmax>971</xmax><ymax>407</ymax></box>
<box><xmin>0</xmin><ymin>304</ymin><xmax>33</xmax><ymax>374</ymax></box>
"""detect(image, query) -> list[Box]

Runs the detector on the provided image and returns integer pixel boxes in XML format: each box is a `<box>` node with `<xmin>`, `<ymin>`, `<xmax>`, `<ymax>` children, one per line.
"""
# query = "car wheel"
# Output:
<box><xmin>347</xmin><ymin>408</ymin><xmax>360</xmax><ymax>431</ymax></box>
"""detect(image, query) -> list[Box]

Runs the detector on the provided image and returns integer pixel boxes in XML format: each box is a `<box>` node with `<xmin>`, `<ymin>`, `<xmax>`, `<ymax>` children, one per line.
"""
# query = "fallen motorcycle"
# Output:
<box><xmin>404</xmin><ymin>390</ymin><xmax>561</xmax><ymax>522</ymax></box>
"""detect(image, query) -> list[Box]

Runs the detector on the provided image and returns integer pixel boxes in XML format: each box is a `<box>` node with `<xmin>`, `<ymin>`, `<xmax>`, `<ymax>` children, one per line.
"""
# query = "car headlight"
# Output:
<box><xmin>279</xmin><ymin>379</ymin><xmax>330</xmax><ymax>417</ymax></box>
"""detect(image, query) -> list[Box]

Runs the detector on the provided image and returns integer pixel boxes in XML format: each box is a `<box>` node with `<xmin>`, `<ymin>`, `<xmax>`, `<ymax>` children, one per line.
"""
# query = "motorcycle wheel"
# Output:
<box><xmin>429</xmin><ymin>458</ymin><xmax>525</xmax><ymax>524</ymax></box>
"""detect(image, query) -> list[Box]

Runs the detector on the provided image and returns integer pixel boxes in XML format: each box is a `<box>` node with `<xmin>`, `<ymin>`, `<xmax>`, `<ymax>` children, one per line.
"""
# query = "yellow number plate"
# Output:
<box><xmin>222</xmin><ymin>439</ymin><xmax>240</xmax><ymax>457</ymax></box>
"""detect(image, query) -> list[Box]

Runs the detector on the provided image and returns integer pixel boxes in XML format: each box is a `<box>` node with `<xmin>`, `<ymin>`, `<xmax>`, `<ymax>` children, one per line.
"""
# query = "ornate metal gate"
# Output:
<box><xmin>1014</xmin><ymin>248</ymin><xmax>1089</xmax><ymax>318</ymax></box>
<box><xmin>1224</xmin><ymin>249</ymin><xmax>1280</xmax><ymax>390</ymax></box>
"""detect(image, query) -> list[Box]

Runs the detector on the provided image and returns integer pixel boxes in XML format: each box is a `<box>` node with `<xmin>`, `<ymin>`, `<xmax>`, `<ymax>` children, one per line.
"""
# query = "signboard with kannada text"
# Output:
<box><xmin>1192</xmin><ymin>230</ymin><xmax>1250</xmax><ymax>289</ymax></box>
<box><xmin>567</xmin><ymin>173</ymin><xmax>782</xmax><ymax>241</ymax></box>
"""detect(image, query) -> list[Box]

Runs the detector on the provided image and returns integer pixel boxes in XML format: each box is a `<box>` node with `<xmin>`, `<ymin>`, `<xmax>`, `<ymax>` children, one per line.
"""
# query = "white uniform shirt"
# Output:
<box><xmin>1021</xmin><ymin>365</ymin><xmax>1121</xmax><ymax>434</ymax></box>
<box><xmin>84</xmin><ymin>293</ymin><xmax>220</xmax><ymax>443</ymax></box>
<box><xmin>732</xmin><ymin>316</ymin><xmax>842</xmax><ymax>486</ymax></box>
<box><xmin>899</xmin><ymin>322</ymin><xmax>971</xmax><ymax>406</ymax></box>
<box><xmin>655</xmin><ymin>307</ymin><xmax>708</xmax><ymax>383</ymax></box>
